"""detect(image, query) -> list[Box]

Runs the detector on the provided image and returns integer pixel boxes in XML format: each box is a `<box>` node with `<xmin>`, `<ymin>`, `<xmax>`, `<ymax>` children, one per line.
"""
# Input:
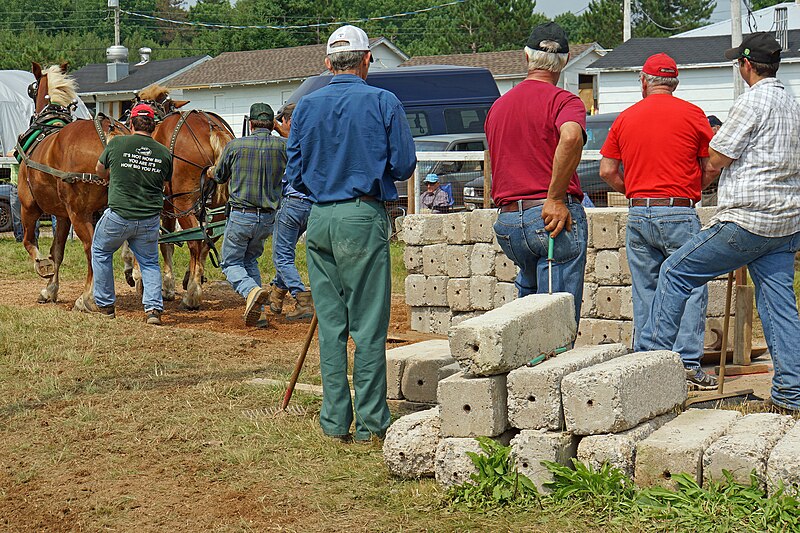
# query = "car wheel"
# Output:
<box><xmin>0</xmin><ymin>198</ymin><xmax>13</xmax><ymax>233</ymax></box>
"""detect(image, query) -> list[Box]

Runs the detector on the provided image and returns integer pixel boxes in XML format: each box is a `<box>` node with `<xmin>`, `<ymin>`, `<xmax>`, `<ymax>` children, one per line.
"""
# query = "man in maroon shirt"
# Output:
<box><xmin>486</xmin><ymin>21</ymin><xmax>588</xmax><ymax>327</ymax></box>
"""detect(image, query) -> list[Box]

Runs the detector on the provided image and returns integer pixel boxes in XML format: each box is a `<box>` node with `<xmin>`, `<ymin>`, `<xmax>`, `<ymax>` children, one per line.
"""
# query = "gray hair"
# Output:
<box><xmin>327</xmin><ymin>47</ymin><xmax>368</xmax><ymax>72</ymax></box>
<box><xmin>524</xmin><ymin>43</ymin><xmax>569</xmax><ymax>74</ymax></box>
<box><xmin>640</xmin><ymin>72</ymin><xmax>679</xmax><ymax>90</ymax></box>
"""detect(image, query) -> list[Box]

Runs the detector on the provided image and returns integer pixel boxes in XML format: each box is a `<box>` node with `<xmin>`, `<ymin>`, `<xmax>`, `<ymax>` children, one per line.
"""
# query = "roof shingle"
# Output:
<box><xmin>72</xmin><ymin>56</ymin><xmax>208</xmax><ymax>94</ymax></box>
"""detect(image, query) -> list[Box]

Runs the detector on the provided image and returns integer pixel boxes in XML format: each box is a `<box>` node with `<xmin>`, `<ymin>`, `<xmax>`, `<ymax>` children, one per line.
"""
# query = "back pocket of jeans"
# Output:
<box><xmin>728</xmin><ymin>225</ymin><xmax>768</xmax><ymax>254</ymax></box>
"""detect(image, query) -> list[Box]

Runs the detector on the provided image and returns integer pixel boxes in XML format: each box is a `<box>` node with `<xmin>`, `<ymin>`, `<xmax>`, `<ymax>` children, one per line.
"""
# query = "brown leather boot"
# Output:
<box><xmin>268</xmin><ymin>285</ymin><xmax>288</xmax><ymax>314</ymax></box>
<box><xmin>286</xmin><ymin>291</ymin><xmax>314</xmax><ymax>321</ymax></box>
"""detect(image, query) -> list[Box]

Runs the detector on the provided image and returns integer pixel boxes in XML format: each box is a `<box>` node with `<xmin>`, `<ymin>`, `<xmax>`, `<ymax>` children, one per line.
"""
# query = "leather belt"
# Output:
<box><xmin>498</xmin><ymin>195</ymin><xmax>578</xmax><ymax>213</ymax></box>
<box><xmin>231</xmin><ymin>206</ymin><xmax>274</xmax><ymax>214</ymax></box>
<box><xmin>358</xmin><ymin>195</ymin><xmax>381</xmax><ymax>203</ymax></box>
<box><xmin>628</xmin><ymin>197</ymin><xmax>696</xmax><ymax>207</ymax></box>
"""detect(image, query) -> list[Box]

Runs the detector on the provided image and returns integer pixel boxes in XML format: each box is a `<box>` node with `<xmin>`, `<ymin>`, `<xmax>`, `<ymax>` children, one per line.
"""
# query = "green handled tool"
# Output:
<box><xmin>527</xmin><ymin>346</ymin><xmax>568</xmax><ymax>367</ymax></box>
<box><xmin>547</xmin><ymin>235</ymin><xmax>554</xmax><ymax>294</ymax></box>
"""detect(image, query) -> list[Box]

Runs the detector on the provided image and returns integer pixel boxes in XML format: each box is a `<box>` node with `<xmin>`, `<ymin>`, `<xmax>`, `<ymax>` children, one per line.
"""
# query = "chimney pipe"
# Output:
<box><xmin>136</xmin><ymin>47</ymin><xmax>152</xmax><ymax>66</ymax></box>
<box><xmin>106</xmin><ymin>44</ymin><xmax>129</xmax><ymax>83</ymax></box>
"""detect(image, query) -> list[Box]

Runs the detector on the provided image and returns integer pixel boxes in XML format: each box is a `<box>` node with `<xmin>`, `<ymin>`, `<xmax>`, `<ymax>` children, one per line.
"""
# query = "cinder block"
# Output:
<box><xmin>410</xmin><ymin>306</ymin><xmax>430</xmax><ymax>333</ymax></box>
<box><xmin>387</xmin><ymin>341</ymin><xmax>449</xmax><ymax>400</ymax></box>
<box><xmin>590</xmin><ymin>208</ymin><xmax>628</xmax><ymax>249</ymax></box>
<box><xmin>767</xmin><ymin>421</ymin><xmax>800</xmax><ymax>496</ymax></box>
<box><xmin>595</xmin><ymin>250</ymin><xmax>631</xmax><ymax>285</ymax></box>
<box><xmin>383</xmin><ymin>407</ymin><xmax>441</xmax><ymax>478</ymax></box>
<box><xmin>575</xmin><ymin>318</ymin><xmax>633</xmax><ymax>348</ymax></box>
<box><xmin>596</xmin><ymin>286</ymin><xmax>633</xmax><ymax>320</ymax></box>
<box><xmin>403</xmin><ymin>215</ymin><xmax>445</xmax><ymax>245</ymax></box>
<box><xmin>445</xmin><ymin>245</ymin><xmax>473</xmax><ymax>278</ymax></box>
<box><xmin>429</xmin><ymin>307</ymin><xmax>453</xmax><ymax>335</ymax></box>
<box><xmin>422</xmin><ymin>244</ymin><xmax>448</xmax><ymax>276</ymax></box>
<box><xmin>469</xmin><ymin>209</ymin><xmax>497</xmax><ymax>243</ymax></box>
<box><xmin>704</xmin><ymin>413</ymin><xmax>795</xmax><ymax>488</ymax></box>
<box><xmin>435</xmin><ymin>432</ymin><xmax>515</xmax><ymax>488</ymax></box>
<box><xmin>619</xmin><ymin>320</ymin><xmax>633</xmax><ymax>347</ymax></box>
<box><xmin>401</xmin><ymin>342</ymin><xmax>455</xmax><ymax>403</ymax></box>
<box><xmin>494</xmin><ymin>253</ymin><xmax>518</xmax><ymax>282</ymax></box>
<box><xmin>447</xmin><ymin>278</ymin><xmax>471</xmax><ymax>312</ymax></box>
<box><xmin>561</xmin><ymin>351</ymin><xmax>687</xmax><ymax>435</ymax></box>
<box><xmin>450</xmin><ymin>311</ymin><xmax>482</xmax><ymax>328</ymax></box>
<box><xmin>403</xmin><ymin>245</ymin><xmax>424</xmax><ymax>274</ymax></box>
<box><xmin>424</xmin><ymin>276</ymin><xmax>449</xmax><ymax>307</ymax></box>
<box><xmin>584</xmin><ymin>249</ymin><xmax>597</xmax><ymax>284</ymax></box>
<box><xmin>443</xmin><ymin>212</ymin><xmax>472</xmax><ymax>244</ymax></box>
<box><xmin>405</xmin><ymin>274</ymin><xmax>427</xmax><ymax>307</ymax></box>
<box><xmin>438</xmin><ymin>362</ymin><xmax>461</xmax><ymax>382</ymax></box>
<box><xmin>510</xmin><ymin>429</ymin><xmax>579</xmax><ymax>493</ymax></box>
<box><xmin>507</xmin><ymin>344</ymin><xmax>627</xmax><ymax>431</ymax></box>
<box><xmin>581</xmin><ymin>283</ymin><xmax>598</xmax><ymax>318</ymax></box>
<box><xmin>577</xmin><ymin>412</ymin><xmax>676</xmax><ymax>478</ymax></box>
<box><xmin>438</xmin><ymin>371</ymin><xmax>507</xmax><ymax>437</ymax></box>
<box><xmin>471</xmin><ymin>243</ymin><xmax>496</xmax><ymax>276</ymax></box>
<box><xmin>494</xmin><ymin>282</ymin><xmax>517</xmax><ymax>308</ymax></box>
<box><xmin>469</xmin><ymin>275</ymin><xmax>496</xmax><ymax>311</ymax></box>
<box><xmin>706</xmin><ymin>279</ymin><xmax>737</xmax><ymax>317</ymax></box>
<box><xmin>449</xmin><ymin>293</ymin><xmax>577</xmax><ymax>377</ymax></box>
<box><xmin>635</xmin><ymin>409</ymin><xmax>741</xmax><ymax>489</ymax></box>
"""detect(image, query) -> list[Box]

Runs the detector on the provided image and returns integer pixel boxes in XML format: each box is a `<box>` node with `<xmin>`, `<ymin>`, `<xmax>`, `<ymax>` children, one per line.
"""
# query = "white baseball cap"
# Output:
<box><xmin>327</xmin><ymin>25</ymin><xmax>372</xmax><ymax>58</ymax></box>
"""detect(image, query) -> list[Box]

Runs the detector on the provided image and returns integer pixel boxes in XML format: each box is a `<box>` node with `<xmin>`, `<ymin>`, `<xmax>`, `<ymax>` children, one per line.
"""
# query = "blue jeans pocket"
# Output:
<box><xmin>535</xmin><ymin>225</ymin><xmax>581</xmax><ymax>263</ymax></box>
<box><xmin>728</xmin><ymin>224</ymin><xmax>769</xmax><ymax>254</ymax></box>
<box><xmin>494</xmin><ymin>232</ymin><xmax>518</xmax><ymax>264</ymax></box>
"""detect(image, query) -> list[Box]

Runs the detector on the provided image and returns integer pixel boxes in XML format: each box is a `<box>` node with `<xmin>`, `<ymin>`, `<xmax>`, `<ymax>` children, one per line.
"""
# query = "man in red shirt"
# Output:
<box><xmin>485</xmin><ymin>22</ymin><xmax>588</xmax><ymax>328</ymax></box>
<box><xmin>599</xmin><ymin>53</ymin><xmax>716</xmax><ymax>389</ymax></box>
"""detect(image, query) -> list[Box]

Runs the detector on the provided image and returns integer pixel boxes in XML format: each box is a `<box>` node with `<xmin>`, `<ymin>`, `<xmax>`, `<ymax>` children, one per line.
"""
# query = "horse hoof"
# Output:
<box><xmin>163</xmin><ymin>292</ymin><xmax>175</xmax><ymax>302</ymax></box>
<box><xmin>35</xmin><ymin>259</ymin><xmax>56</xmax><ymax>279</ymax></box>
<box><xmin>124</xmin><ymin>269</ymin><xmax>135</xmax><ymax>287</ymax></box>
<box><xmin>37</xmin><ymin>294</ymin><xmax>54</xmax><ymax>304</ymax></box>
<box><xmin>178</xmin><ymin>302</ymin><xmax>199</xmax><ymax>311</ymax></box>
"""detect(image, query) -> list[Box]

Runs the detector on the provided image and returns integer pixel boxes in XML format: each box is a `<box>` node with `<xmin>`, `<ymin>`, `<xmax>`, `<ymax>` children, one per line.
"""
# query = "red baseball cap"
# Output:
<box><xmin>130</xmin><ymin>103</ymin><xmax>155</xmax><ymax>119</ymax></box>
<box><xmin>642</xmin><ymin>53</ymin><xmax>678</xmax><ymax>78</ymax></box>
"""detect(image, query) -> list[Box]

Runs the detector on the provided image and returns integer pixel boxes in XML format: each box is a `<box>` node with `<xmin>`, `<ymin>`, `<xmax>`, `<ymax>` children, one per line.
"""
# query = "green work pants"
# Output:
<box><xmin>306</xmin><ymin>198</ymin><xmax>391</xmax><ymax>440</ymax></box>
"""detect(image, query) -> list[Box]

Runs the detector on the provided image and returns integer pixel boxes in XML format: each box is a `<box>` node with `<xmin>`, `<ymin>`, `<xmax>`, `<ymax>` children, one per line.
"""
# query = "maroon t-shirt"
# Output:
<box><xmin>485</xmin><ymin>80</ymin><xmax>587</xmax><ymax>206</ymax></box>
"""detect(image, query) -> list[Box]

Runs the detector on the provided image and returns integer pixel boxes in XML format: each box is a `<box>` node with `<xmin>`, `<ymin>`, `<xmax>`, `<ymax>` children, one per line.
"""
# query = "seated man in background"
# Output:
<box><xmin>419</xmin><ymin>174</ymin><xmax>450</xmax><ymax>214</ymax></box>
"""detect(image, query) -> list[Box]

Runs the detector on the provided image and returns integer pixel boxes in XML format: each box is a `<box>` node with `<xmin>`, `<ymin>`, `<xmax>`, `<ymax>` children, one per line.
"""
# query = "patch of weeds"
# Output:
<box><xmin>444</xmin><ymin>437</ymin><xmax>540</xmax><ymax>512</ymax></box>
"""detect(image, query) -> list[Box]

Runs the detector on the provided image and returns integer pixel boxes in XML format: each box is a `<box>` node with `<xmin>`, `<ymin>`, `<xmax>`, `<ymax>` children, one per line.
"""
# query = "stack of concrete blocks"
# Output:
<box><xmin>401</xmin><ymin>207</ymin><xmax>732</xmax><ymax>346</ymax></box>
<box><xmin>385</xmin><ymin>340</ymin><xmax>456</xmax><ymax>403</ymax></box>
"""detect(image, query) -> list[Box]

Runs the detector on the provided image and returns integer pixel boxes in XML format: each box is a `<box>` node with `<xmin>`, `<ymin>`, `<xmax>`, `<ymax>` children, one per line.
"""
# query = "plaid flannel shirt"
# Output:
<box><xmin>710</xmin><ymin>78</ymin><xmax>800</xmax><ymax>237</ymax></box>
<box><xmin>214</xmin><ymin>129</ymin><xmax>287</xmax><ymax>210</ymax></box>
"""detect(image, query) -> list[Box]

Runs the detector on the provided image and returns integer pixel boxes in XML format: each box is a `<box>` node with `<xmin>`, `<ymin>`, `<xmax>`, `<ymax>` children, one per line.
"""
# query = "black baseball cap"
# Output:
<box><xmin>707</xmin><ymin>115</ymin><xmax>722</xmax><ymax>128</ymax></box>
<box><xmin>724</xmin><ymin>32</ymin><xmax>781</xmax><ymax>63</ymax></box>
<box><xmin>526</xmin><ymin>22</ymin><xmax>569</xmax><ymax>53</ymax></box>
<box><xmin>249</xmin><ymin>102</ymin><xmax>274</xmax><ymax>121</ymax></box>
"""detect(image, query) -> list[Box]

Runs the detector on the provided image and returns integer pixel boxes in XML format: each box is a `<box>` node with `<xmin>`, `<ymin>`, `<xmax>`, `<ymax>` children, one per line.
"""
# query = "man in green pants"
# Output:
<box><xmin>285</xmin><ymin>25</ymin><xmax>416</xmax><ymax>442</ymax></box>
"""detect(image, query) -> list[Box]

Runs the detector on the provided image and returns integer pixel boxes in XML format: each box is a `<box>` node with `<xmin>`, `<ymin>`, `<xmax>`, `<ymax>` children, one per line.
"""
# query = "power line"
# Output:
<box><xmin>633</xmin><ymin>0</ymin><xmax>693</xmax><ymax>32</ymax></box>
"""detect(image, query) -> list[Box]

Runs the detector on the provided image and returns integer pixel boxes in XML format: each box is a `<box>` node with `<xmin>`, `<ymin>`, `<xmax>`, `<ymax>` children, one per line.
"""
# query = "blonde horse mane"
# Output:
<box><xmin>209</xmin><ymin>128</ymin><xmax>232</xmax><ymax>204</ymax></box>
<box><xmin>137</xmin><ymin>84</ymin><xmax>169</xmax><ymax>103</ymax></box>
<box><xmin>43</xmin><ymin>65</ymin><xmax>78</xmax><ymax>106</ymax></box>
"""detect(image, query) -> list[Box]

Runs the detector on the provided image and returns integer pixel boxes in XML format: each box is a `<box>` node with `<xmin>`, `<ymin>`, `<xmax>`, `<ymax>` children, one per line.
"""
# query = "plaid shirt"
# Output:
<box><xmin>214</xmin><ymin>129</ymin><xmax>287</xmax><ymax>210</ymax></box>
<box><xmin>710</xmin><ymin>78</ymin><xmax>800</xmax><ymax>237</ymax></box>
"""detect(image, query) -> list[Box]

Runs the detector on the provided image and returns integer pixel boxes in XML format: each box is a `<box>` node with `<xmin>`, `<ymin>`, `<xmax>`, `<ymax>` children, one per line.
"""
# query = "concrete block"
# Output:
<box><xmin>387</xmin><ymin>341</ymin><xmax>447</xmax><ymax>400</ymax></box>
<box><xmin>635</xmin><ymin>409</ymin><xmax>741</xmax><ymax>489</ymax></box>
<box><xmin>405</xmin><ymin>275</ymin><xmax>427</xmax><ymax>307</ymax></box>
<box><xmin>403</xmin><ymin>215</ymin><xmax>445</xmax><ymax>245</ymax></box>
<box><xmin>403</xmin><ymin>245</ymin><xmax>424</xmax><ymax>274</ymax></box>
<box><xmin>401</xmin><ymin>342</ymin><xmax>455</xmax><ymax>403</ymax></box>
<box><xmin>445</xmin><ymin>245</ymin><xmax>473</xmax><ymax>278</ymax></box>
<box><xmin>447</xmin><ymin>278</ymin><xmax>471</xmax><ymax>312</ymax></box>
<box><xmin>704</xmin><ymin>413</ymin><xmax>795</xmax><ymax>488</ymax></box>
<box><xmin>471</xmin><ymin>243</ymin><xmax>496</xmax><ymax>276</ymax></box>
<box><xmin>443</xmin><ymin>212</ymin><xmax>472</xmax><ymax>244</ymax></box>
<box><xmin>575</xmin><ymin>318</ymin><xmax>633</xmax><ymax>348</ymax></box>
<box><xmin>510</xmin><ymin>429</ymin><xmax>579</xmax><ymax>493</ymax></box>
<box><xmin>469</xmin><ymin>209</ymin><xmax>497</xmax><ymax>243</ymax></box>
<box><xmin>583</xmin><ymin>249</ymin><xmax>597</xmax><ymax>284</ymax></box>
<box><xmin>384</xmin><ymin>407</ymin><xmax>441</xmax><ymax>478</ymax></box>
<box><xmin>590</xmin><ymin>208</ymin><xmax>628</xmax><ymax>249</ymax></box>
<box><xmin>469</xmin><ymin>275</ymin><xmax>496</xmax><ymax>311</ymax></box>
<box><xmin>577</xmin><ymin>412</ymin><xmax>676</xmax><ymax>478</ymax></box>
<box><xmin>494</xmin><ymin>253</ymin><xmax>518</xmax><ymax>282</ymax></box>
<box><xmin>581</xmin><ymin>283</ymin><xmax>598</xmax><ymax>318</ymax></box>
<box><xmin>494</xmin><ymin>282</ymin><xmax>517</xmax><ymax>308</ymax></box>
<box><xmin>767</xmin><ymin>421</ymin><xmax>800</xmax><ymax>496</ymax></box>
<box><xmin>697</xmin><ymin>206</ymin><xmax>716</xmax><ymax>228</ymax></box>
<box><xmin>438</xmin><ymin>362</ymin><xmax>461</xmax><ymax>382</ymax></box>
<box><xmin>438</xmin><ymin>371</ymin><xmax>507</xmax><ymax>437</ymax></box>
<box><xmin>435</xmin><ymin>432</ymin><xmax>516</xmax><ymax>488</ymax></box>
<box><xmin>422</xmin><ymin>244</ymin><xmax>448</xmax><ymax>276</ymax></box>
<box><xmin>450</xmin><ymin>311</ymin><xmax>482</xmax><ymax>328</ymax></box>
<box><xmin>449</xmin><ymin>293</ymin><xmax>577</xmax><ymax>377</ymax></box>
<box><xmin>507</xmin><ymin>344</ymin><xmax>627</xmax><ymax>431</ymax></box>
<box><xmin>706</xmin><ymin>279</ymin><xmax>737</xmax><ymax>317</ymax></box>
<box><xmin>561</xmin><ymin>351</ymin><xmax>687</xmax><ymax>435</ymax></box>
<box><xmin>429</xmin><ymin>307</ymin><xmax>453</xmax><ymax>335</ymax></box>
<box><xmin>595</xmin><ymin>250</ymin><xmax>631</xmax><ymax>285</ymax></box>
<box><xmin>424</xmin><ymin>276</ymin><xmax>449</xmax><ymax>307</ymax></box>
<box><xmin>410</xmin><ymin>307</ymin><xmax>431</xmax><ymax>333</ymax></box>
<box><xmin>596</xmin><ymin>286</ymin><xmax>634</xmax><ymax>320</ymax></box>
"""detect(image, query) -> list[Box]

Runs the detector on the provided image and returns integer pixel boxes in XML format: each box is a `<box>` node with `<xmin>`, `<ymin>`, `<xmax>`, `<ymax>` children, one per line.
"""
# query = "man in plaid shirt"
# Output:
<box><xmin>636</xmin><ymin>32</ymin><xmax>800</xmax><ymax>414</ymax></box>
<box><xmin>214</xmin><ymin>103</ymin><xmax>287</xmax><ymax>327</ymax></box>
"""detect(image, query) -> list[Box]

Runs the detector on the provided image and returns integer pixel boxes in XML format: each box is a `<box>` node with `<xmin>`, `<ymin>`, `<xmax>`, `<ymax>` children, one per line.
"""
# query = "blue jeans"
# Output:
<box><xmin>271</xmin><ymin>196</ymin><xmax>312</xmax><ymax>296</ymax></box>
<box><xmin>635</xmin><ymin>222</ymin><xmax>800</xmax><ymax>410</ymax></box>
<box><xmin>493</xmin><ymin>201</ymin><xmax>588</xmax><ymax>327</ymax></box>
<box><xmin>92</xmin><ymin>209</ymin><xmax>162</xmax><ymax>311</ymax></box>
<box><xmin>220</xmin><ymin>209</ymin><xmax>275</xmax><ymax>298</ymax></box>
<box><xmin>626</xmin><ymin>207</ymin><xmax>708</xmax><ymax>368</ymax></box>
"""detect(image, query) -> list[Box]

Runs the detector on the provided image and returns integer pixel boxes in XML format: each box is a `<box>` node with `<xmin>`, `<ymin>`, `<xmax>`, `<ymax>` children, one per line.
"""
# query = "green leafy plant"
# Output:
<box><xmin>544</xmin><ymin>459</ymin><xmax>637</xmax><ymax>514</ymax></box>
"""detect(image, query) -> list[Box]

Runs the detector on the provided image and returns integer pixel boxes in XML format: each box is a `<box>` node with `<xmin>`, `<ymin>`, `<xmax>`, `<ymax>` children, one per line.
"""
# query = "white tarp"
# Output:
<box><xmin>0</xmin><ymin>70</ymin><xmax>91</xmax><ymax>156</ymax></box>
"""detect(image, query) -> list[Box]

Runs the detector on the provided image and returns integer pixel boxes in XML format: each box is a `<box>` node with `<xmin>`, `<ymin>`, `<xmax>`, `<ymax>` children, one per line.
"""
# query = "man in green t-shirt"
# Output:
<box><xmin>91</xmin><ymin>103</ymin><xmax>172</xmax><ymax>325</ymax></box>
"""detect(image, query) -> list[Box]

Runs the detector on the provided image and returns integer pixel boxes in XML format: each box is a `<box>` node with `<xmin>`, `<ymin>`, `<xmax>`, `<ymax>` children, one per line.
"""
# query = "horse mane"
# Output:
<box><xmin>43</xmin><ymin>65</ymin><xmax>78</xmax><ymax>106</ymax></box>
<box><xmin>138</xmin><ymin>84</ymin><xmax>169</xmax><ymax>103</ymax></box>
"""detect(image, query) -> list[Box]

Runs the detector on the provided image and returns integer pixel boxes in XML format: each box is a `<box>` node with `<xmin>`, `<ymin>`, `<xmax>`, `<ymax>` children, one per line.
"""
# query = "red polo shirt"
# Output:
<box><xmin>600</xmin><ymin>94</ymin><xmax>712</xmax><ymax>201</ymax></box>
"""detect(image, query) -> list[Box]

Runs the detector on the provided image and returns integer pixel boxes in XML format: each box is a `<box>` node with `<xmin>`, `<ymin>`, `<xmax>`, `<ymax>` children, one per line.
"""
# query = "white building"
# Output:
<box><xmin>674</xmin><ymin>2</ymin><xmax>800</xmax><ymax>38</ymax></box>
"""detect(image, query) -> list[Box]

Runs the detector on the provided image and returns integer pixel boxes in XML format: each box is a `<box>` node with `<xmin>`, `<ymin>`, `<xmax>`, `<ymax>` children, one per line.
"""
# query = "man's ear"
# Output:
<box><xmin>324</xmin><ymin>56</ymin><xmax>334</xmax><ymax>73</ymax></box>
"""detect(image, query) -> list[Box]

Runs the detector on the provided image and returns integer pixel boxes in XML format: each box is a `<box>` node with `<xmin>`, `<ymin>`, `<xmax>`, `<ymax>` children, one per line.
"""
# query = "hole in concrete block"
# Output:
<box><xmin>662</xmin><ymin>470</ymin><xmax>672</xmax><ymax>480</ymax></box>
<box><xmin>470</xmin><ymin>343</ymin><xmax>480</xmax><ymax>352</ymax></box>
<box><xmin>399</xmin><ymin>451</ymin><xmax>405</xmax><ymax>457</ymax></box>
<box><xmin>586</xmin><ymin>399</ymin><xmax>594</xmax><ymax>407</ymax></box>
<box><xmin>463</xmin><ymin>404</ymin><xmax>471</xmax><ymax>413</ymax></box>
<box><xmin>417</xmin><ymin>379</ymin><xmax>424</xmax><ymax>386</ymax></box>
<box><xmin>522</xmin><ymin>462</ymin><xmax>529</xmax><ymax>468</ymax></box>
<box><xmin>606</xmin><ymin>297</ymin><xmax>611</xmax><ymax>302</ymax></box>
<box><xmin>527</xmin><ymin>395</ymin><xmax>536</xmax><ymax>402</ymax></box>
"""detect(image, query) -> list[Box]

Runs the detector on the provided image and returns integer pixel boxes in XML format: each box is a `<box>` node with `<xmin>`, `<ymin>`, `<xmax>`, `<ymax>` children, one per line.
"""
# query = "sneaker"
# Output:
<box><xmin>685</xmin><ymin>367</ymin><xmax>718</xmax><ymax>391</ymax></box>
<box><xmin>94</xmin><ymin>305</ymin><xmax>115</xmax><ymax>319</ymax></box>
<box><xmin>324</xmin><ymin>433</ymin><xmax>353</xmax><ymax>443</ymax></box>
<box><xmin>145</xmin><ymin>309</ymin><xmax>162</xmax><ymax>326</ymax></box>
<box><xmin>244</xmin><ymin>287</ymin><xmax>268</xmax><ymax>327</ymax></box>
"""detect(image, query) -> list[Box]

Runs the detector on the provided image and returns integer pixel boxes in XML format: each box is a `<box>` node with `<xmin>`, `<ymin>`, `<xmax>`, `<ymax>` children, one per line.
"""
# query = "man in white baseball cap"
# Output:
<box><xmin>326</xmin><ymin>24</ymin><xmax>373</xmax><ymax>61</ymax></box>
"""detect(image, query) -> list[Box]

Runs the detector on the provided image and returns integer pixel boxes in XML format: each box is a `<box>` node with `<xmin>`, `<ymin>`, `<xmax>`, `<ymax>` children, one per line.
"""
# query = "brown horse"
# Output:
<box><xmin>17</xmin><ymin>63</ymin><xmax>128</xmax><ymax>309</ymax></box>
<box><xmin>125</xmin><ymin>85</ymin><xmax>233</xmax><ymax>309</ymax></box>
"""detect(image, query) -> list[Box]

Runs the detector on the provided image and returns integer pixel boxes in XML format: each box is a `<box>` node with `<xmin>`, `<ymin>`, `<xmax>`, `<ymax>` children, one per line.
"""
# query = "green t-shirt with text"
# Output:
<box><xmin>99</xmin><ymin>134</ymin><xmax>172</xmax><ymax>220</ymax></box>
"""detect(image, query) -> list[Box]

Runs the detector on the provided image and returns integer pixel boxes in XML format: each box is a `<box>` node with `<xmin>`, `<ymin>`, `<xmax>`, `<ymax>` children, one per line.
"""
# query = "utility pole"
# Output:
<box><xmin>732</xmin><ymin>0</ymin><xmax>744</xmax><ymax>98</ymax></box>
<box><xmin>623</xmin><ymin>0</ymin><xmax>632</xmax><ymax>42</ymax></box>
<box><xmin>110</xmin><ymin>0</ymin><xmax>121</xmax><ymax>47</ymax></box>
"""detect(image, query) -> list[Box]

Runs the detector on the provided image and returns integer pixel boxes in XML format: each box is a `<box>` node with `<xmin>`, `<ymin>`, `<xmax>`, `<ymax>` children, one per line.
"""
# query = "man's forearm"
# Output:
<box><xmin>548</xmin><ymin>135</ymin><xmax>582</xmax><ymax>200</ymax></box>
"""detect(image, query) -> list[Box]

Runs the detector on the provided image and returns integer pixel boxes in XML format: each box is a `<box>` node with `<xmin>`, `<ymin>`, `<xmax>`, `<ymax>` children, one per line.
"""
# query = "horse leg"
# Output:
<box><xmin>121</xmin><ymin>241</ymin><xmax>136</xmax><ymax>287</ymax></box>
<box><xmin>38</xmin><ymin>216</ymin><xmax>72</xmax><ymax>303</ymax></box>
<box><xmin>20</xmin><ymin>202</ymin><xmax>54</xmax><ymax>279</ymax></box>
<box><xmin>180</xmin><ymin>240</ymin><xmax>202</xmax><ymax>310</ymax></box>
<box><xmin>70</xmin><ymin>215</ymin><xmax>99</xmax><ymax>313</ymax></box>
<box><xmin>160</xmin><ymin>217</ymin><xmax>176</xmax><ymax>301</ymax></box>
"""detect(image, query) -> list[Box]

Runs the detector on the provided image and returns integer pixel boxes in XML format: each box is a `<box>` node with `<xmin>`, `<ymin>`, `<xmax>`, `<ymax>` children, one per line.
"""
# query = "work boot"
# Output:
<box><xmin>286</xmin><ymin>290</ymin><xmax>314</xmax><ymax>321</ymax></box>
<box><xmin>269</xmin><ymin>285</ymin><xmax>288</xmax><ymax>314</ymax></box>
<box><xmin>244</xmin><ymin>287</ymin><xmax>268</xmax><ymax>327</ymax></box>
<box><xmin>145</xmin><ymin>309</ymin><xmax>163</xmax><ymax>326</ymax></box>
<box><xmin>93</xmin><ymin>305</ymin><xmax>116</xmax><ymax>319</ymax></box>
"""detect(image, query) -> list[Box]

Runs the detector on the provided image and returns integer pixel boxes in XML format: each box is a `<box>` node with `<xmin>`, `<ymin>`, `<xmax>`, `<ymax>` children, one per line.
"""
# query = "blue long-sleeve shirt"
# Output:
<box><xmin>285</xmin><ymin>74</ymin><xmax>417</xmax><ymax>203</ymax></box>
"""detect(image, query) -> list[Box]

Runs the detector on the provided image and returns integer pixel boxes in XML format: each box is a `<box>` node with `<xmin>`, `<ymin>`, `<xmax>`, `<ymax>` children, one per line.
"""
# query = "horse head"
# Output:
<box><xmin>30</xmin><ymin>62</ymin><xmax>76</xmax><ymax>115</ymax></box>
<box><xmin>136</xmin><ymin>84</ymin><xmax>190</xmax><ymax>119</ymax></box>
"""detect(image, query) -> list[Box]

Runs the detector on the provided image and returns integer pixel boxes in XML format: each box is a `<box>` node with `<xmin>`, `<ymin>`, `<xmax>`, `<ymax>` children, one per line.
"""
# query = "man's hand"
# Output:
<box><xmin>274</xmin><ymin>119</ymin><xmax>290</xmax><ymax>138</ymax></box>
<box><xmin>542</xmin><ymin>198</ymin><xmax>572</xmax><ymax>238</ymax></box>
